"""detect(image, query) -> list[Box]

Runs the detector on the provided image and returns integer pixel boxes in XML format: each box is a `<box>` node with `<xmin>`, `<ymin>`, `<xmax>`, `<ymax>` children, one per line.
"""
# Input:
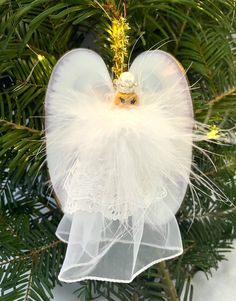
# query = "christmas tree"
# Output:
<box><xmin>0</xmin><ymin>1</ymin><xmax>236</xmax><ymax>300</ymax></box>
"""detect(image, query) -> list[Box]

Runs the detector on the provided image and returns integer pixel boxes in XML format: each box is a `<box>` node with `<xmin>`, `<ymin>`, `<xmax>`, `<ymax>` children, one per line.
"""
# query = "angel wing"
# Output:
<box><xmin>45</xmin><ymin>49</ymin><xmax>113</xmax><ymax>208</ymax></box>
<box><xmin>130</xmin><ymin>50</ymin><xmax>193</xmax><ymax>218</ymax></box>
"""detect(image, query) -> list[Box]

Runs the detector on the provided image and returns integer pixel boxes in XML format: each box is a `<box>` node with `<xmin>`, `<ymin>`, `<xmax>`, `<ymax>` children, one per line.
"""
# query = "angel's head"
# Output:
<box><xmin>113</xmin><ymin>72</ymin><xmax>139</xmax><ymax>107</ymax></box>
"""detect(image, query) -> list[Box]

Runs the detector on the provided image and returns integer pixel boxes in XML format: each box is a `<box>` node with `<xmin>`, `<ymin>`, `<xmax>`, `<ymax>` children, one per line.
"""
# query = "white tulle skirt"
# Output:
<box><xmin>56</xmin><ymin>209</ymin><xmax>182</xmax><ymax>282</ymax></box>
<box><xmin>45</xmin><ymin>49</ymin><xmax>193</xmax><ymax>282</ymax></box>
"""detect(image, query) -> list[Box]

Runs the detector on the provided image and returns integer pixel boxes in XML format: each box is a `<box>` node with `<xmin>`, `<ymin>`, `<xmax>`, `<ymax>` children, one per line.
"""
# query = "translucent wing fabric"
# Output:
<box><xmin>45</xmin><ymin>49</ymin><xmax>193</xmax><ymax>282</ymax></box>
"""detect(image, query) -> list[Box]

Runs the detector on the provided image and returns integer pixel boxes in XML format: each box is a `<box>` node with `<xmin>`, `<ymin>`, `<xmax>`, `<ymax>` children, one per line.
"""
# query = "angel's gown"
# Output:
<box><xmin>45</xmin><ymin>49</ymin><xmax>193</xmax><ymax>282</ymax></box>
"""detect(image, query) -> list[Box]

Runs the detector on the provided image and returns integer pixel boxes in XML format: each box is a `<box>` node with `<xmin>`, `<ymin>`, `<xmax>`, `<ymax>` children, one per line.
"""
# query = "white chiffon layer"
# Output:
<box><xmin>45</xmin><ymin>49</ymin><xmax>193</xmax><ymax>282</ymax></box>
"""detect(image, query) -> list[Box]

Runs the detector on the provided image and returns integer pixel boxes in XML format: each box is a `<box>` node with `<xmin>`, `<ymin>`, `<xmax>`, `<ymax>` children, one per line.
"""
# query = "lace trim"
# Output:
<box><xmin>63</xmin><ymin>160</ymin><xmax>167</xmax><ymax>220</ymax></box>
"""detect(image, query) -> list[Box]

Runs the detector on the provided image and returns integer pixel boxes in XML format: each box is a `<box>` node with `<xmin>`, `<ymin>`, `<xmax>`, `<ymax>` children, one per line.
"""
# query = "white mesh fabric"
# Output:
<box><xmin>56</xmin><ymin>207</ymin><xmax>183</xmax><ymax>282</ymax></box>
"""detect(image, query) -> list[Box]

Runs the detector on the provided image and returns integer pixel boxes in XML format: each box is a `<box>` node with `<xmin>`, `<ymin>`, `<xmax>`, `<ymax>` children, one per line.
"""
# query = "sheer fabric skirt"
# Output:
<box><xmin>57</xmin><ymin>208</ymin><xmax>182</xmax><ymax>282</ymax></box>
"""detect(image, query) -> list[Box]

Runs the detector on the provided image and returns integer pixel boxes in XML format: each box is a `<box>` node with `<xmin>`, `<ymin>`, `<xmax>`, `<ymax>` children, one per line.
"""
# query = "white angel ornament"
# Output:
<box><xmin>45</xmin><ymin>49</ymin><xmax>193</xmax><ymax>283</ymax></box>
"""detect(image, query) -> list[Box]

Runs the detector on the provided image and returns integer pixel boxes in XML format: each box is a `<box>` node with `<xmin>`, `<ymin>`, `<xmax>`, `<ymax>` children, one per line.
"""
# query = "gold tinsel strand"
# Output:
<box><xmin>110</xmin><ymin>17</ymin><xmax>130</xmax><ymax>79</ymax></box>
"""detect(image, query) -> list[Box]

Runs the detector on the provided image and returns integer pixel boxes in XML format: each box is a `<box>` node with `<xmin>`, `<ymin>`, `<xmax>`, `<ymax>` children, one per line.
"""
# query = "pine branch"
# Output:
<box><xmin>24</xmin><ymin>264</ymin><xmax>33</xmax><ymax>301</ymax></box>
<box><xmin>0</xmin><ymin>119</ymin><xmax>42</xmax><ymax>134</ymax></box>
<box><xmin>208</xmin><ymin>87</ymin><xmax>236</xmax><ymax>106</ymax></box>
<box><xmin>174</xmin><ymin>8</ymin><xmax>191</xmax><ymax>53</ymax></box>
<box><xmin>16</xmin><ymin>79</ymin><xmax>47</xmax><ymax>89</ymax></box>
<box><xmin>196</xmin><ymin>86</ymin><xmax>236</xmax><ymax>113</ymax></box>
<box><xmin>180</xmin><ymin>207</ymin><xmax>236</xmax><ymax>223</ymax></box>
<box><xmin>0</xmin><ymin>240</ymin><xmax>62</xmax><ymax>267</ymax></box>
<box><xmin>157</xmin><ymin>261</ymin><xmax>180</xmax><ymax>301</ymax></box>
<box><xmin>0</xmin><ymin>201</ymin><xmax>64</xmax><ymax>301</ymax></box>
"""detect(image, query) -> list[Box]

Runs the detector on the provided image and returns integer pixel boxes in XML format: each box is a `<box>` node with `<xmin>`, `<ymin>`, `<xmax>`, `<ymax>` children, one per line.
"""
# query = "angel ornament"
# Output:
<box><xmin>45</xmin><ymin>49</ymin><xmax>193</xmax><ymax>282</ymax></box>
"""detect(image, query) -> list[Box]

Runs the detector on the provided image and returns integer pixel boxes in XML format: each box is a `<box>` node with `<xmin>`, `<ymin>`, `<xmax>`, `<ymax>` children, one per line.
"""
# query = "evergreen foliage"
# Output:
<box><xmin>0</xmin><ymin>1</ymin><xmax>235</xmax><ymax>300</ymax></box>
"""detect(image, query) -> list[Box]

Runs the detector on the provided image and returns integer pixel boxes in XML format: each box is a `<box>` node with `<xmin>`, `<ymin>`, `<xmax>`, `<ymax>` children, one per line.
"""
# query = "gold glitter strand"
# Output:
<box><xmin>110</xmin><ymin>17</ymin><xmax>130</xmax><ymax>79</ymax></box>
